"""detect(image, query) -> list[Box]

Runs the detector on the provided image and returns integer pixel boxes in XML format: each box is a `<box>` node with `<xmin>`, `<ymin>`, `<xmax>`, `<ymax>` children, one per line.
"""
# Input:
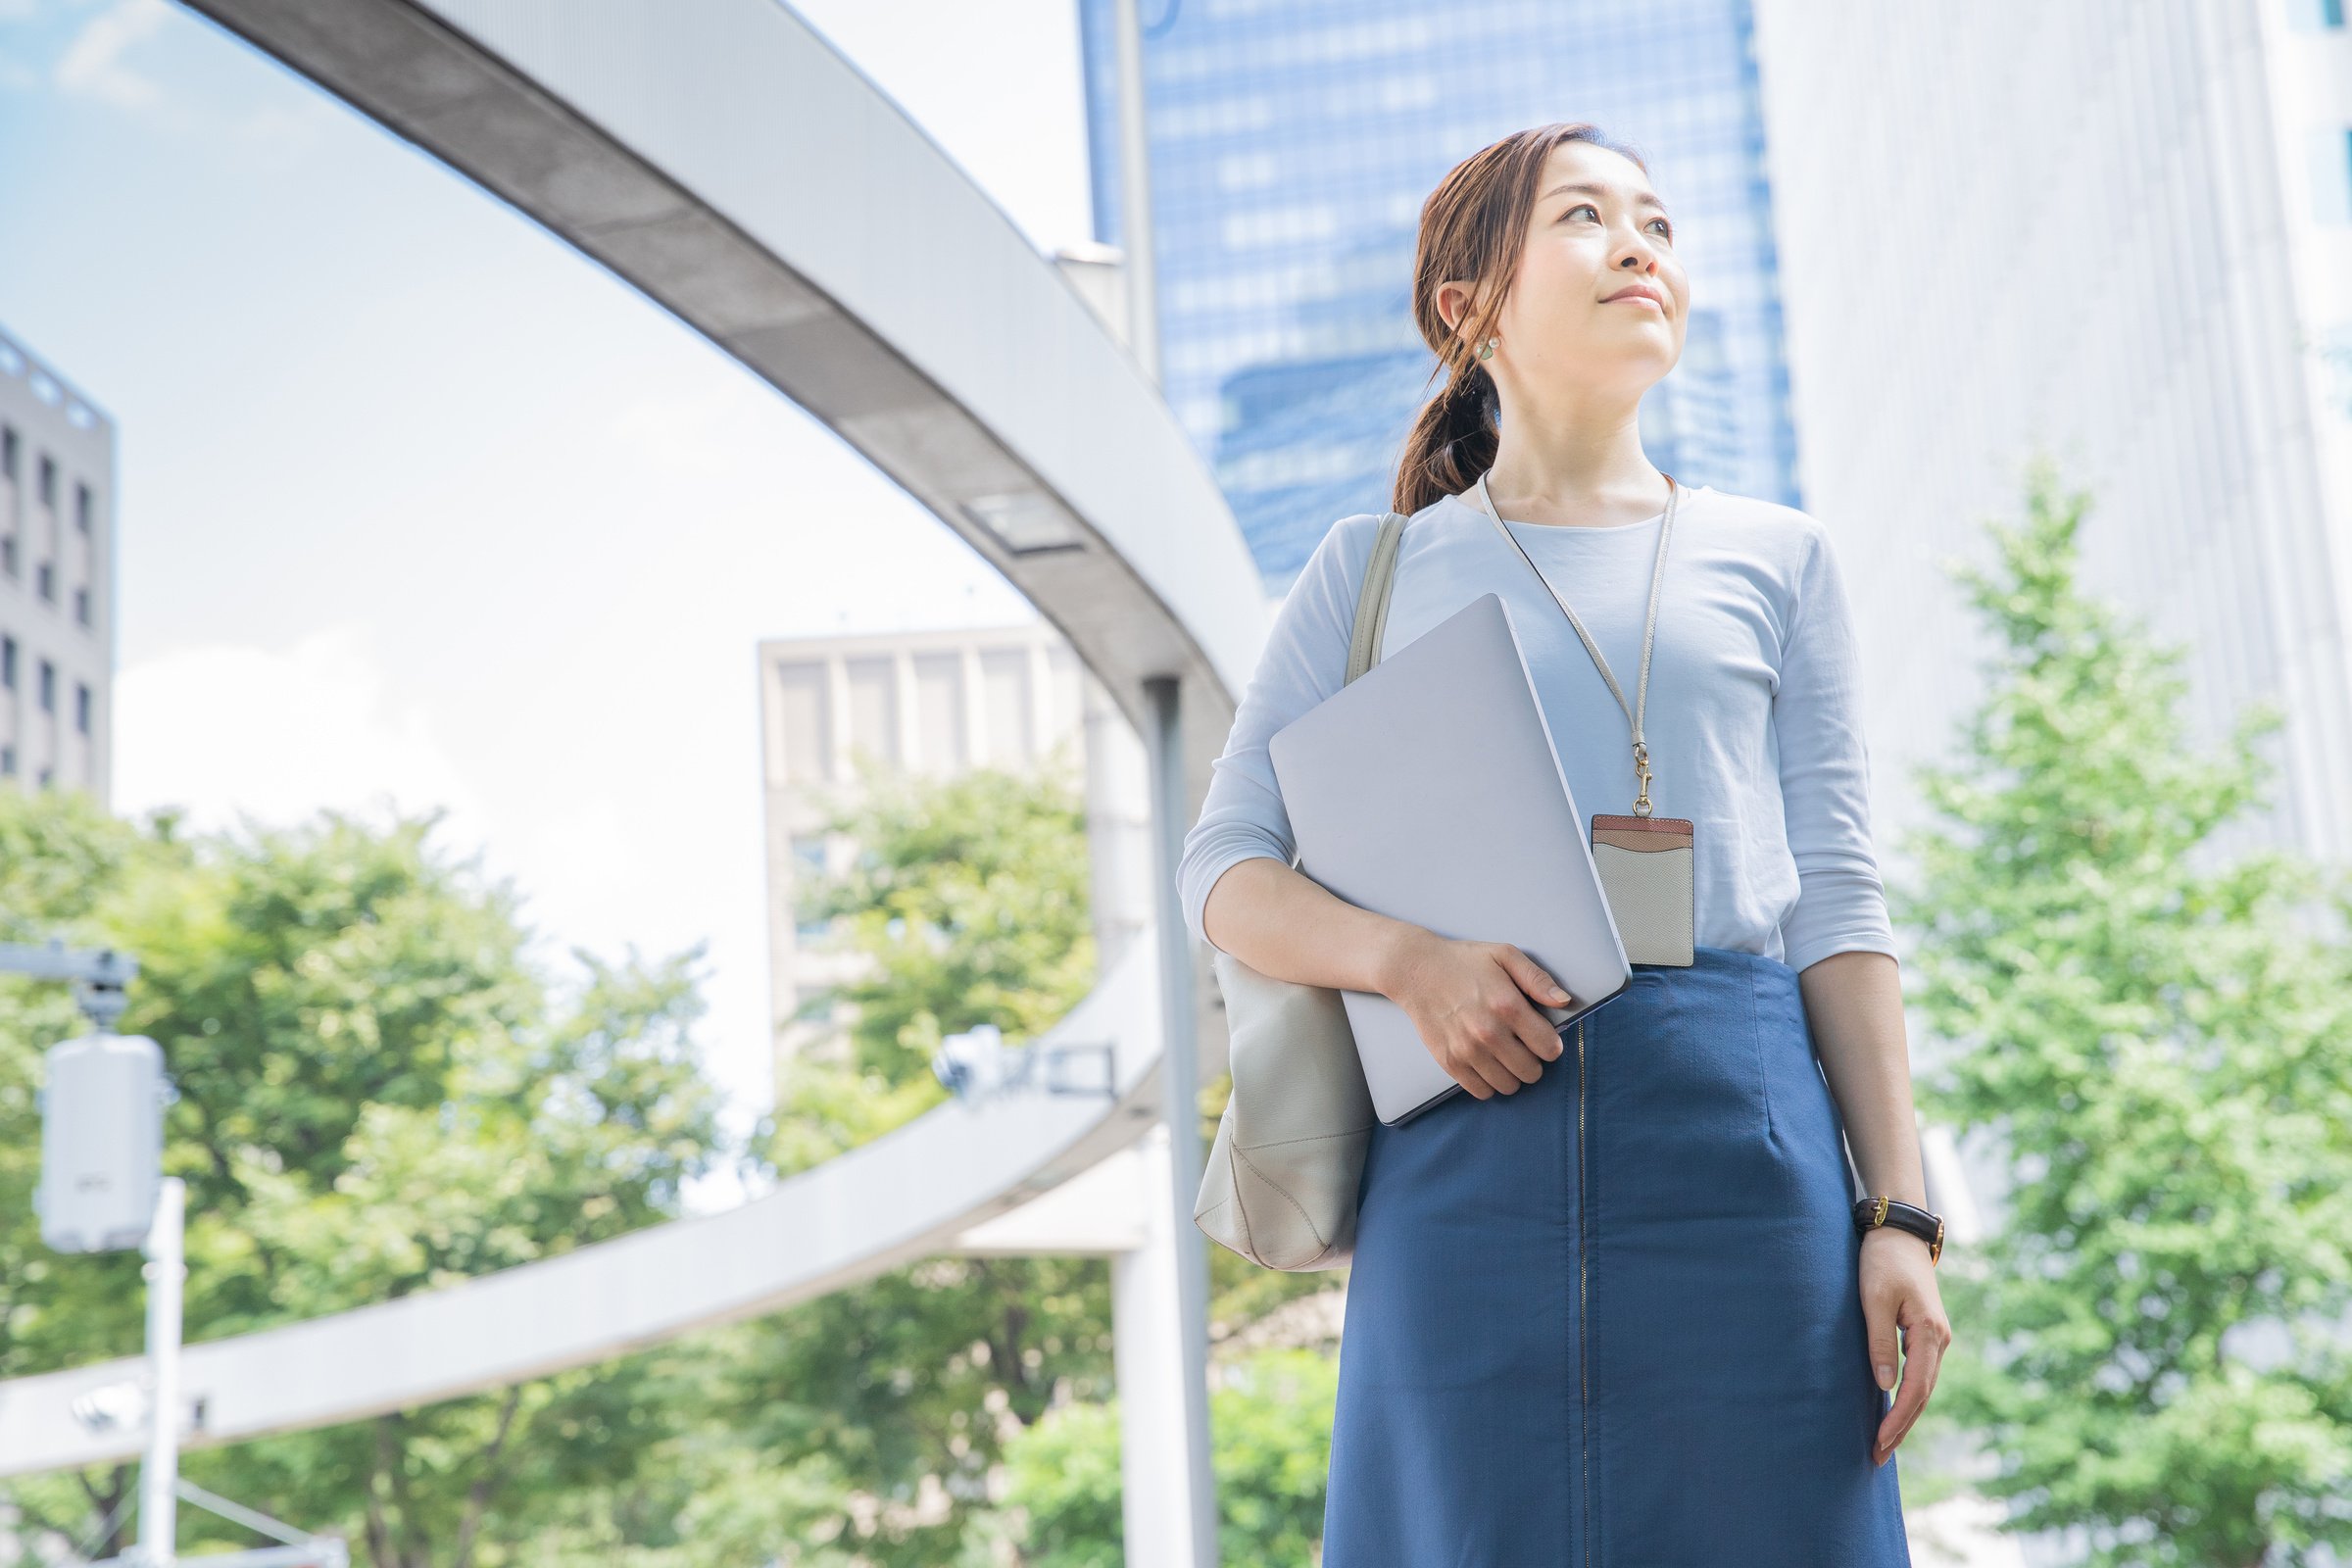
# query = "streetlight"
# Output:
<box><xmin>6</xmin><ymin>939</ymin><xmax>344</xmax><ymax>1568</ymax></box>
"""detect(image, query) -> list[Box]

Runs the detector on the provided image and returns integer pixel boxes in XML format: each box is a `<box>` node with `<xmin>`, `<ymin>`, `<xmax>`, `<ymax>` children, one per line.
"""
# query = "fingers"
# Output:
<box><xmin>1436</xmin><ymin>1009</ymin><xmax>1555</xmax><ymax>1100</ymax></box>
<box><xmin>1426</xmin><ymin>946</ymin><xmax>1573</xmax><ymax>1102</ymax></box>
<box><xmin>1499</xmin><ymin>946</ymin><xmax>1574</xmax><ymax>1011</ymax></box>
<box><xmin>1872</xmin><ymin>1290</ymin><xmax>1954</xmax><ymax>1466</ymax></box>
<box><xmin>1863</xmin><ymin>1285</ymin><xmax>1900</xmax><ymax>1398</ymax></box>
<box><xmin>1435</xmin><ymin>1037</ymin><xmax>1513</xmax><ymax>1099</ymax></box>
<box><xmin>1877</xmin><ymin>1338</ymin><xmax>1930</xmax><ymax>1460</ymax></box>
<box><xmin>1862</xmin><ymin>1278</ymin><xmax>1903</xmax><ymax>1460</ymax></box>
<box><xmin>1453</xmin><ymin>1026</ymin><xmax>1547</xmax><ymax>1097</ymax></box>
<box><xmin>1491</xmin><ymin>947</ymin><xmax>1567</xmax><ymax>1071</ymax></box>
<box><xmin>1883</xmin><ymin>1308</ymin><xmax>1951</xmax><ymax>1461</ymax></box>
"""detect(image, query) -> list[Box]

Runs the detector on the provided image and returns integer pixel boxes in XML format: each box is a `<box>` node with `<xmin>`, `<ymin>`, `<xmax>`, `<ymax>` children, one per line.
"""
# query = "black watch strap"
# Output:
<box><xmin>1852</xmin><ymin>1196</ymin><xmax>1944</xmax><ymax>1263</ymax></box>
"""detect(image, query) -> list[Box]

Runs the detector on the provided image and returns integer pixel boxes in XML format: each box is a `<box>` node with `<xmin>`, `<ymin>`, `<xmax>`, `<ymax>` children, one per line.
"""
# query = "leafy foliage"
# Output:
<box><xmin>1889</xmin><ymin>456</ymin><xmax>2352</xmax><ymax>1565</ymax></box>
<box><xmin>996</xmin><ymin>1348</ymin><xmax>1340</xmax><ymax>1566</ymax></box>
<box><xmin>0</xmin><ymin>794</ymin><xmax>727</xmax><ymax>1567</ymax></box>
<box><xmin>731</xmin><ymin>756</ymin><xmax>1118</xmax><ymax>1562</ymax></box>
<box><xmin>0</xmin><ymin>740</ymin><xmax>1349</xmax><ymax>1564</ymax></box>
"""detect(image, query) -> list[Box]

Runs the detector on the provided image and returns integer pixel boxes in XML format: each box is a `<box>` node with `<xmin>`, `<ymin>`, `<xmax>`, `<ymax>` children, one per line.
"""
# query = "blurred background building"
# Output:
<box><xmin>1077</xmin><ymin>0</ymin><xmax>1796</xmax><ymax>589</ymax></box>
<box><xmin>759</xmin><ymin>623</ymin><xmax>1164</xmax><ymax>1071</ymax></box>
<box><xmin>0</xmin><ymin>320</ymin><xmax>114</xmax><ymax>805</ymax></box>
<box><xmin>1755</xmin><ymin>0</ymin><xmax>2352</xmax><ymax>885</ymax></box>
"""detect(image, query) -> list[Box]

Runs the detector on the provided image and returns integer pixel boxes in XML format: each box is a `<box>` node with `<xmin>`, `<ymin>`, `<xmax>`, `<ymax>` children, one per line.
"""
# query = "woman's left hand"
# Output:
<box><xmin>1859</xmin><ymin>1226</ymin><xmax>1952</xmax><ymax>1466</ymax></box>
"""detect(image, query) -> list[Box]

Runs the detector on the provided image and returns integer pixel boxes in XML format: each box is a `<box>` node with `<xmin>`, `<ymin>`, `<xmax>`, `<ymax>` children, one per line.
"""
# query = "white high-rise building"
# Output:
<box><xmin>0</xmin><ymin>322</ymin><xmax>116</xmax><ymax>805</ymax></box>
<box><xmin>1753</xmin><ymin>0</ymin><xmax>2352</xmax><ymax>878</ymax></box>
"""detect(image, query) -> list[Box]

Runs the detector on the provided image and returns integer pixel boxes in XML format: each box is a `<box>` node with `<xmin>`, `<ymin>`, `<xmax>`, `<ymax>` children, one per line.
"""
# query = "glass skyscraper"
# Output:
<box><xmin>1077</xmin><ymin>0</ymin><xmax>1796</xmax><ymax>591</ymax></box>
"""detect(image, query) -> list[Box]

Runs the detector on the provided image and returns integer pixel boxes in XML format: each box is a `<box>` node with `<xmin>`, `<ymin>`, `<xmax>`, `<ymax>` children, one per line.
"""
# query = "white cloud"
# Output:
<box><xmin>113</xmin><ymin>622</ymin><xmax>490</xmax><ymax>849</ymax></box>
<box><xmin>110</xmin><ymin>622</ymin><xmax>779</xmax><ymax>1216</ymax></box>
<box><xmin>53</xmin><ymin>0</ymin><xmax>168</xmax><ymax>110</ymax></box>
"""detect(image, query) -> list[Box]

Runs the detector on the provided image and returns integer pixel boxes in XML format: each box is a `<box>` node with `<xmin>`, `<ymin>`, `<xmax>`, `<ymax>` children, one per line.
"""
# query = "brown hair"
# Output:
<box><xmin>1393</xmin><ymin>122</ymin><xmax>1652</xmax><ymax>516</ymax></box>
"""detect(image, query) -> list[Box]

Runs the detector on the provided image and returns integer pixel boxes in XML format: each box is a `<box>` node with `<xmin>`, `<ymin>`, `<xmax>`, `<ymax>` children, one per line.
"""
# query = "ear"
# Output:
<box><xmin>1436</xmin><ymin>278</ymin><xmax>1486</xmax><ymax>344</ymax></box>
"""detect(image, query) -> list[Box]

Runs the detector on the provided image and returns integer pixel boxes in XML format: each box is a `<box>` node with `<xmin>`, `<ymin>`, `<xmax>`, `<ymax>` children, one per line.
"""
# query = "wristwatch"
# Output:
<box><xmin>1851</xmin><ymin>1196</ymin><xmax>1944</xmax><ymax>1264</ymax></box>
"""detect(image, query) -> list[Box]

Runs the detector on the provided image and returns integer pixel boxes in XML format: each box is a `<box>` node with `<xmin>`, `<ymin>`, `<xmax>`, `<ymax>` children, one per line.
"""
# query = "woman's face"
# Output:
<box><xmin>1448</xmin><ymin>140</ymin><xmax>1687</xmax><ymax>399</ymax></box>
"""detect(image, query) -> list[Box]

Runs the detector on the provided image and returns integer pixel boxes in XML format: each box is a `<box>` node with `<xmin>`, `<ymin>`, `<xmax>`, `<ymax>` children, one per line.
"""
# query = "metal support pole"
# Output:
<box><xmin>138</xmin><ymin>1177</ymin><xmax>185</xmax><ymax>1568</ymax></box>
<box><xmin>1142</xmin><ymin>674</ymin><xmax>1216</xmax><ymax>1566</ymax></box>
<box><xmin>1110</xmin><ymin>1126</ymin><xmax>1198</xmax><ymax>1568</ymax></box>
<box><xmin>1111</xmin><ymin>0</ymin><xmax>1161</xmax><ymax>385</ymax></box>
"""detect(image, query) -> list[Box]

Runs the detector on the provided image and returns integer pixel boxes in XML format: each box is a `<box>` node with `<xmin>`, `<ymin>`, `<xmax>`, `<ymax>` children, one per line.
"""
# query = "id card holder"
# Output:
<box><xmin>1591</xmin><ymin>813</ymin><xmax>1696</xmax><ymax>966</ymax></box>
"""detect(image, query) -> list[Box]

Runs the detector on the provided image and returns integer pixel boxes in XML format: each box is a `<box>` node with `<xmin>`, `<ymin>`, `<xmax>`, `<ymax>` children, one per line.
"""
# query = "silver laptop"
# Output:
<box><xmin>1267</xmin><ymin>592</ymin><xmax>1632</xmax><ymax>1126</ymax></box>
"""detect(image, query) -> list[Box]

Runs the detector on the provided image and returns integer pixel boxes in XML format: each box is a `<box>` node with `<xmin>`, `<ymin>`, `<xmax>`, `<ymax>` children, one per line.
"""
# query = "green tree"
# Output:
<box><xmin>1889</xmin><ymin>456</ymin><xmax>2352</xmax><ymax>1566</ymax></box>
<box><xmin>0</xmin><ymin>786</ymin><xmax>158</xmax><ymax>1557</ymax></box>
<box><xmin>744</xmin><ymin>747</ymin><xmax>1345</xmax><ymax>1562</ymax></box>
<box><xmin>0</xmin><ymin>793</ymin><xmax>732</xmax><ymax>1567</ymax></box>
<box><xmin>992</xmin><ymin>1347</ymin><xmax>1340</xmax><ymax>1566</ymax></box>
<box><xmin>726</xmin><ymin>752</ymin><xmax>1120</xmax><ymax>1563</ymax></box>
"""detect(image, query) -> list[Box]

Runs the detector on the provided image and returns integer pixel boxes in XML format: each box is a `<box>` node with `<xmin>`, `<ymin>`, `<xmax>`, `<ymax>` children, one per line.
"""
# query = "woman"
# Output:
<box><xmin>1176</xmin><ymin>123</ymin><xmax>1951</xmax><ymax>1564</ymax></box>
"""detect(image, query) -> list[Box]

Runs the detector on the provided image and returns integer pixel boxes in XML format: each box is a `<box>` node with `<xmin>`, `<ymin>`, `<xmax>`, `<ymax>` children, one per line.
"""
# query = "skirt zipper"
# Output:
<box><xmin>1577</xmin><ymin>1017</ymin><xmax>1592</xmax><ymax>1568</ymax></box>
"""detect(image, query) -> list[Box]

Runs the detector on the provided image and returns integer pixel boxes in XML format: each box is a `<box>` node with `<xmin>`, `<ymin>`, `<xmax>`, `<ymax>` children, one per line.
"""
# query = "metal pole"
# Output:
<box><xmin>138</xmin><ymin>1177</ymin><xmax>185</xmax><ymax>1568</ymax></box>
<box><xmin>1143</xmin><ymin>674</ymin><xmax>1216</xmax><ymax>1566</ymax></box>
<box><xmin>1110</xmin><ymin>0</ymin><xmax>1161</xmax><ymax>385</ymax></box>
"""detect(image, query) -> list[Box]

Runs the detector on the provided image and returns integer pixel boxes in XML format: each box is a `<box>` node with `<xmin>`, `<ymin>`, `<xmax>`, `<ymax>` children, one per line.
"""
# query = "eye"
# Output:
<box><xmin>1562</xmin><ymin>203</ymin><xmax>1674</xmax><ymax>242</ymax></box>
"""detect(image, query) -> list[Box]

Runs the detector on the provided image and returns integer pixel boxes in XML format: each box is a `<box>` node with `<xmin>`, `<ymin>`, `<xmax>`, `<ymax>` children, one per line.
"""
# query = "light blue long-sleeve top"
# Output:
<box><xmin>1176</xmin><ymin>482</ymin><xmax>1900</xmax><ymax>976</ymax></box>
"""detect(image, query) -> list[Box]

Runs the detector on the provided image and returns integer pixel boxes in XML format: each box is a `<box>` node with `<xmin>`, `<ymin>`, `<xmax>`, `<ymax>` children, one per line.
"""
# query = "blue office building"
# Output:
<box><xmin>1077</xmin><ymin>0</ymin><xmax>1795</xmax><ymax>590</ymax></box>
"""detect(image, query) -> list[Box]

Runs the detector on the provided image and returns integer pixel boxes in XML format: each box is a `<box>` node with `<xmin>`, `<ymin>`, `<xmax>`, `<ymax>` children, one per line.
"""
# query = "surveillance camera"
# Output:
<box><xmin>932</xmin><ymin>1023</ymin><xmax>1008</xmax><ymax>1100</ymax></box>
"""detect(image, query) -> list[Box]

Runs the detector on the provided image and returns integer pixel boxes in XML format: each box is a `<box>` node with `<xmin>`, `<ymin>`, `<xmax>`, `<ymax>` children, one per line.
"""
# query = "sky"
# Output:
<box><xmin>0</xmin><ymin>0</ymin><xmax>1102</xmax><ymax>1208</ymax></box>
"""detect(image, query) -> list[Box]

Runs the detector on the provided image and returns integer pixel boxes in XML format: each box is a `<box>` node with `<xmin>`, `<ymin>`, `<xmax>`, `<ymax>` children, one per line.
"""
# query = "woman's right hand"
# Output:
<box><xmin>1379</xmin><ymin>928</ymin><xmax>1571</xmax><ymax>1099</ymax></box>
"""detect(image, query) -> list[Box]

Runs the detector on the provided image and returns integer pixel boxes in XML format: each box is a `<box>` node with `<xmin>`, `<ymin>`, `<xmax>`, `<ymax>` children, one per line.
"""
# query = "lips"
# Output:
<box><xmin>1603</xmin><ymin>285</ymin><xmax>1664</xmax><ymax>309</ymax></box>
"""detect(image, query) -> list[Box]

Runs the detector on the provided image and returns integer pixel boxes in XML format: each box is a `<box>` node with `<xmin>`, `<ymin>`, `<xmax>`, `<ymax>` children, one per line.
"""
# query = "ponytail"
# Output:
<box><xmin>1395</xmin><ymin>356</ymin><xmax>1499</xmax><ymax>516</ymax></box>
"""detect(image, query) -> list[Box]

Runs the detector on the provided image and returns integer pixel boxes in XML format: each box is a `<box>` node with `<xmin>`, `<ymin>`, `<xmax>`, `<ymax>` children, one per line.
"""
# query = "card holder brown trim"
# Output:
<box><xmin>1591</xmin><ymin>813</ymin><xmax>1694</xmax><ymax>852</ymax></box>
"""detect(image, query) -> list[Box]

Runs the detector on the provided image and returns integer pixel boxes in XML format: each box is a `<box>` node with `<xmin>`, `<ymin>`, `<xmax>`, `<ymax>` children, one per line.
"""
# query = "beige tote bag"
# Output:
<box><xmin>1193</xmin><ymin>510</ymin><xmax>1408</xmax><ymax>1271</ymax></box>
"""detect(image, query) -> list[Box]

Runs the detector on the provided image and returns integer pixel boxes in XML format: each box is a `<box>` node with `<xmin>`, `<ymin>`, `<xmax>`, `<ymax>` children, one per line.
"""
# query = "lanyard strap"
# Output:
<box><xmin>1474</xmin><ymin>468</ymin><xmax>1680</xmax><ymax>818</ymax></box>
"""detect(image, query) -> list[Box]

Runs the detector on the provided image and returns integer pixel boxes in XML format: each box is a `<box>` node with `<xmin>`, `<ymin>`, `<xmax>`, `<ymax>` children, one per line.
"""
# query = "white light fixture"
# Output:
<box><xmin>959</xmin><ymin>491</ymin><xmax>1088</xmax><ymax>557</ymax></box>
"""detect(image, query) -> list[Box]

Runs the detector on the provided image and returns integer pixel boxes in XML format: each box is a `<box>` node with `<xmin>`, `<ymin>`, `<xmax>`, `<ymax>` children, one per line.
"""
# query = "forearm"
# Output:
<box><xmin>1199</xmin><ymin>856</ymin><xmax>1427</xmax><ymax>997</ymax></box>
<box><xmin>1796</xmin><ymin>950</ymin><xmax>1926</xmax><ymax>1205</ymax></box>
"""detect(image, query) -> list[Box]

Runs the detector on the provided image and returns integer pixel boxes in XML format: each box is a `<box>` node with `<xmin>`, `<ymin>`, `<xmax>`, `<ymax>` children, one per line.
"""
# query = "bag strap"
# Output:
<box><xmin>1344</xmin><ymin>512</ymin><xmax>1408</xmax><ymax>685</ymax></box>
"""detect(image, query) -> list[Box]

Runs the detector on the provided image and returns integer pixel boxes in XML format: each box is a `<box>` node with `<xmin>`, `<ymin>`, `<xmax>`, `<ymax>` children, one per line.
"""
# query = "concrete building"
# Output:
<box><xmin>1752</xmin><ymin>0</ymin><xmax>2352</xmax><ymax>889</ymax></box>
<box><xmin>0</xmin><ymin>321</ymin><xmax>115</xmax><ymax>805</ymax></box>
<box><xmin>759</xmin><ymin>621</ymin><xmax>1160</xmax><ymax>1069</ymax></box>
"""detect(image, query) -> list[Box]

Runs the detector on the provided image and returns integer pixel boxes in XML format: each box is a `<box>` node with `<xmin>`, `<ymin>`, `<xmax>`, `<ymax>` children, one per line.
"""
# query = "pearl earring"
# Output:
<box><xmin>1478</xmin><ymin>337</ymin><xmax>1497</xmax><ymax>361</ymax></box>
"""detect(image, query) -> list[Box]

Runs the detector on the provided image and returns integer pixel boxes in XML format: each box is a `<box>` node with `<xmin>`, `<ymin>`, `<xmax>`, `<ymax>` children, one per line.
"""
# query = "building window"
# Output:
<box><xmin>74</xmin><ymin>682</ymin><xmax>90</xmax><ymax>735</ymax></box>
<box><xmin>1</xmin><ymin>535</ymin><xmax>14</xmax><ymax>577</ymax></box>
<box><xmin>38</xmin><ymin>660</ymin><xmax>54</xmax><ymax>713</ymax></box>
<box><xmin>2</xmin><ymin>635</ymin><xmax>14</xmax><ymax>689</ymax></box>
<box><xmin>0</xmin><ymin>425</ymin><xmax>14</xmax><ymax>478</ymax></box>
<box><xmin>790</xmin><ymin>833</ymin><xmax>828</xmax><ymax>878</ymax></box>
<box><xmin>74</xmin><ymin>483</ymin><xmax>91</xmax><ymax>532</ymax></box>
<box><xmin>774</xmin><ymin>660</ymin><xmax>832</xmax><ymax>784</ymax></box>
<box><xmin>36</xmin><ymin>765</ymin><xmax>51</xmax><ymax>790</ymax></box>
<box><xmin>2288</xmin><ymin>0</ymin><xmax>2346</xmax><ymax>25</ymax></box>
<box><xmin>36</xmin><ymin>562</ymin><xmax>53</xmax><ymax>602</ymax></box>
<box><xmin>2320</xmin><ymin>127</ymin><xmax>2352</xmax><ymax>223</ymax></box>
<box><xmin>792</xmin><ymin>986</ymin><xmax>836</xmax><ymax>1023</ymax></box>
<box><xmin>0</xmin><ymin>744</ymin><xmax>13</xmax><ymax>776</ymax></box>
<box><xmin>74</xmin><ymin>587</ymin><xmax>89</xmax><ymax>626</ymax></box>
<box><xmin>36</xmin><ymin>454</ymin><xmax>54</xmax><ymax>510</ymax></box>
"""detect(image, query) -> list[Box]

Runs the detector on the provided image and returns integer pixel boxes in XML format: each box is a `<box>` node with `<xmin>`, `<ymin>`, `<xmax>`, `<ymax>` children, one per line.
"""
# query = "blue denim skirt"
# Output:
<box><xmin>1322</xmin><ymin>946</ymin><xmax>1912</xmax><ymax>1566</ymax></box>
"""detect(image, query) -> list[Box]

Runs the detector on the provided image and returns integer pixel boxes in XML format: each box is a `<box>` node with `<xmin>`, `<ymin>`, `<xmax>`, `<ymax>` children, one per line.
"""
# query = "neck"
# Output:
<box><xmin>1480</xmin><ymin>391</ymin><xmax>1668</xmax><ymax>525</ymax></box>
